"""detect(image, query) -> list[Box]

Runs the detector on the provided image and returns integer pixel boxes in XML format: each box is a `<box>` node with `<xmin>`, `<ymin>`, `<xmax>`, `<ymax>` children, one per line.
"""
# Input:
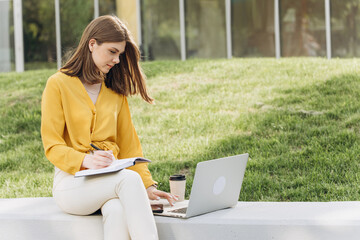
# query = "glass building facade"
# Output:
<box><xmin>185</xmin><ymin>0</ymin><xmax>227</xmax><ymax>59</ymax></box>
<box><xmin>141</xmin><ymin>0</ymin><xmax>181</xmax><ymax>60</ymax></box>
<box><xmin>331</xmin><ymin>0</ymin><xmax>360</xmax><ymax>57</ymax></box>
<box><xmin>22</xmin><ymin>0</ymin><xmax>56</xmax><ymax>69</ymax></box>
<box><xmin>232</xmin><ymin>0</ymin><xmax>275</xmax><ymax>57</ymax></box>
<box><xmin>2</xmin><ymin>0</ymin><xmax>360</xmax><ymax>72</ymax></box>
<box><xmin>280</xmin><ymin>0</ymin><xmax>326</xmax><ymax>57</ymax></box>
<box><xmin>0</xmin><ymin>0</ymin><xmax>14</xmax><ymax>72</ymax></box>
<box><xmin>59</xmin><ymin>0</ymin><xmax>93</xmax><ymax>57</ymax></box>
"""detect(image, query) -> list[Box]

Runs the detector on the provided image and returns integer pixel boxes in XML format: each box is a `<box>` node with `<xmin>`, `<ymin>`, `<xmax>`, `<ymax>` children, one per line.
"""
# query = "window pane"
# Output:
<box><xmin>22</xmin><ymin>0</ymin><xmax>57</xmax><ymax>70</ymax></box>
<box><xmin>100</xmin><ymin>0</ymin><xmax>117</xmax><ymax>16</ymax></box>
<box><xmin>331</xmin><ymin>0</ymin><xmax>360</xmax><ymax>57</ymax></box>
<box><xmin>185</xmin><ymin>0</ymin><xmax>226</xmax><ymax>58</ymax></box>
<box><xmin>60</xmin><ymin>0</ymin><xmax>93</xmax><ymax>62</ymax></box>
<box><xmin>141</xmin><ymin>0</ymin><xmax>181</xmax><ymax>60</ymax></box>
<box><xmin>280</xmin><ymin>0</ymin><xmax>326</xmax><ymax>57</ymax></box>
<box><xmin>0</xmin><ymin>0</ymin><xmax>14</xmax><ymax>72</ymax></box>
<box><xmin>232</xmin><ymin>0</ymin><xmax>275</xmax><ymax>57</ymax></box>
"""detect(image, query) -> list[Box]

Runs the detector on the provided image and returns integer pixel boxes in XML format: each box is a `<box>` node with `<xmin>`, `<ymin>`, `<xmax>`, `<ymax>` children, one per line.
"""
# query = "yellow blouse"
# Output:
<box><xmin>41</xmin><ymin>71</ymin><xmax>156</xmax><ymax>188</ymax></box>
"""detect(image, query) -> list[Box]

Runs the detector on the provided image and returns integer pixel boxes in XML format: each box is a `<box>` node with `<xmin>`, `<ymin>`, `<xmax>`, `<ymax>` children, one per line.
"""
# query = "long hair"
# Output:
<box><xmin>61</xmin><ymin>15</ymin><xmax>153</xmax><ymax>103</ymax></box>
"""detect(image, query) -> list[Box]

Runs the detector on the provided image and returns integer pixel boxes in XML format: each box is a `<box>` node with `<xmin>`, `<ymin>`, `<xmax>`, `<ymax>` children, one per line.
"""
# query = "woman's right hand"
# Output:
<box><xmin>81</xmin><ymin>150</ymin><xmax>114</xmax><ymax>169</ymax></box>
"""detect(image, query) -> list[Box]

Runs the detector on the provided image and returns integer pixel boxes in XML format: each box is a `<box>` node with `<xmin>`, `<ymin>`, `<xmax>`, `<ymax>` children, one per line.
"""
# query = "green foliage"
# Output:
<box><xmin>21</xmin><ymin>0</ymin><xmax>94</xmax><ymax>65</ymax></box>
<box><xmin>22</xmin><ymin>0</ymin><xmax>57</xmax><ymax>62</ymax></box>
<box><xmin>59</xmin><ymin>0</ymin><xmax>94</xmax><ymax>51</ymax></box>
<box><xmin>1</xmin><ymin>58</ymin><xmax>360</xmax><ymax>201</ymax></box>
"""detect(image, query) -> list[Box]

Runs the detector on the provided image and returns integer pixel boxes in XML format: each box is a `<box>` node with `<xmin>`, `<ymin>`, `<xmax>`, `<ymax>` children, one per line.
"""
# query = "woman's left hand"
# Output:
<box><xmin>146</xmin><ymin>185</ymin><xmax>178</xmax><ymax>206</ymax></box>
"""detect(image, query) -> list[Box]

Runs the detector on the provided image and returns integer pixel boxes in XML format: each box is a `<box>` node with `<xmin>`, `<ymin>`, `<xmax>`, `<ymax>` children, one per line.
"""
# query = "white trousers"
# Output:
<box><xmin>52</xmin><ymin>169</ymin><xmax>159</xmax><ymax>240</ymax></box>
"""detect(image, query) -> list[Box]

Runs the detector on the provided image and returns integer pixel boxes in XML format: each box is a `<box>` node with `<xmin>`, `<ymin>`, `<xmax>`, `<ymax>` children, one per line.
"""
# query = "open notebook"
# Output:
<box><xmin>75</xmin><ymin>157</ymin><xmax>151</xmax><ymax>177</ymax></box>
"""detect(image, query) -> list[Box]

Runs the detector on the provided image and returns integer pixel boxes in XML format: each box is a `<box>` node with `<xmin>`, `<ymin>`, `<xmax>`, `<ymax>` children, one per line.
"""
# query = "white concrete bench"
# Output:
<box><xmin>1</xmin><ymin>198</ymin><xmax>360</xmax><ymax>240</ymax></box>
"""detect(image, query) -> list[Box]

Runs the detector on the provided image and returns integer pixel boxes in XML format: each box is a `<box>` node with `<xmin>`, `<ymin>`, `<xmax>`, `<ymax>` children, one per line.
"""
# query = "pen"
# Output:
<box><xmin>90</xmin><ymin>143</ymin><xmax>103</xmax><ymax>151</ymax></box>
<box><xmin>90</xmin><ymin>143</ymin><xmax>115</xmax><ymax>163</ymax></box>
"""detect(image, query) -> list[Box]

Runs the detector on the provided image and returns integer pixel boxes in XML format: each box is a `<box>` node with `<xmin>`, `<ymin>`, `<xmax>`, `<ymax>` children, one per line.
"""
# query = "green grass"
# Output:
<box><xmin>1</xmin><ymin>58</ymin><xmax>360</xmax><ymax>201</ymax></box>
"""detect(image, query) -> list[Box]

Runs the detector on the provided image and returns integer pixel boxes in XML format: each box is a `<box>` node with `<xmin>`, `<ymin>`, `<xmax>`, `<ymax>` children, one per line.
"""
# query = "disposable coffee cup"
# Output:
<box><xmin>169</xmin><ymin>174</ymin><xmax>186</xmax><ymax>202</ymax></box>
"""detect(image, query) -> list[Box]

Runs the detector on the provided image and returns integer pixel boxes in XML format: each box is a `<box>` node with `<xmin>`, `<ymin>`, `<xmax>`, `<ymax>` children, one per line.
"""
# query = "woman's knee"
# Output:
<box><xmin>120</xmin><ymin>169</ymin><xmax>143</xmax><ymax>184</ymax></box>
<box><xmin>114</xmin><ymin>169</ymin><xmax>145</xmax><ymax>195</ymax></box>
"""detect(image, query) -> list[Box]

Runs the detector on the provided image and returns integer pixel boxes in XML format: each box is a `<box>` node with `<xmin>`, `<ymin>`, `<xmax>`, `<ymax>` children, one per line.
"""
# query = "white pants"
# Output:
<box><xmin>52</xmin><ymin>168</ymin><xmax>158</xmax><ymax>240</ymax></box>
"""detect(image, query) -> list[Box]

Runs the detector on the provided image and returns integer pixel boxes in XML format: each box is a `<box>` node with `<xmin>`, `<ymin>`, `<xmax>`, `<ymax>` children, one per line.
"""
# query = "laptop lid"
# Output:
<box><xmin>185</xmin><ymin>153</ymin><xmax>248</xmax><ymax>218</ymax></box>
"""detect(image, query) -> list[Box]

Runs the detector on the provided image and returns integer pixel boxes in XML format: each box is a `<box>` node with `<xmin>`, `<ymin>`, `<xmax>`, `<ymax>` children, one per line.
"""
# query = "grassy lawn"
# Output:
<box><xmin>1</xmin><ymin>58</ymin><xmax>360</xmax><ymax>201</ymax></box>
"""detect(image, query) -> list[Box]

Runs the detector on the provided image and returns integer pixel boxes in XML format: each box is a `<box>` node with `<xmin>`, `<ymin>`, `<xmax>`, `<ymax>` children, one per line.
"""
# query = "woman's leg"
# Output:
<box><xmin>114</xmin><ymin>170</ymin><xmax>158</xmax><ymax>239</ymax></box>
<box><xmin>101</xmin><ymin>199</ymin><xmax>130</xmax><ymax>240</ymax></box>
<box><xmin>53</xmin><ymin>169</ymin><xmax>158</xmax><ymax>240</ymax></box>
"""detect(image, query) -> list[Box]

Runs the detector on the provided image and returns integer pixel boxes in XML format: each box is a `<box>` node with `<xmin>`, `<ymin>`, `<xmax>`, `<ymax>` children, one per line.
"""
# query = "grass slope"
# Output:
<box><xmin>1</xmin><ymin>58</ymin><xmax>360</xmax><ymax>201</ymax></box>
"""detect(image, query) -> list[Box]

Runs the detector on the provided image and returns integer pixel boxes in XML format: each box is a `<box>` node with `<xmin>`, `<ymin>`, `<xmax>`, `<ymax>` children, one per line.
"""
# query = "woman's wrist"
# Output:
<box><xmin>147</xmin><ymin>184</ymin><xmax>158</xmax><ymax>190</ymax></box>
<box><xmin>81</xmin><ymin>154</ymin><xmax>92</xmax><ymax>169</ymax></box>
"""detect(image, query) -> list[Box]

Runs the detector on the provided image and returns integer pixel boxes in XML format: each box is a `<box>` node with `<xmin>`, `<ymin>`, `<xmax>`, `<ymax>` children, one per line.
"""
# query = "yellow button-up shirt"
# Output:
<box><xmin>41</xmin><ymin>71</ymin><xmax>156</xmax><ymax>188</ymax></box>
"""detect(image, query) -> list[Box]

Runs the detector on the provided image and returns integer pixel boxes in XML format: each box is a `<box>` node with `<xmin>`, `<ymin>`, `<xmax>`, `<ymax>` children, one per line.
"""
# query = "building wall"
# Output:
<box><xmin>0</xmin><ymin>0</ymin><xmax>12</xmax><ymax>72</ymax></box>
<box><xmin>3</xmin><ymin>0</ymin><xmax>360</xmax><ymax>72</ymax></box>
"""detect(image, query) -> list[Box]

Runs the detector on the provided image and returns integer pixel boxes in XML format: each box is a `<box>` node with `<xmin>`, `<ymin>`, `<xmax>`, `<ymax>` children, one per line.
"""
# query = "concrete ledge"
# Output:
<box><xmin>1</xmin><ymin>198</ymin><xmax>360</xmax><ymax>240</ymax></box>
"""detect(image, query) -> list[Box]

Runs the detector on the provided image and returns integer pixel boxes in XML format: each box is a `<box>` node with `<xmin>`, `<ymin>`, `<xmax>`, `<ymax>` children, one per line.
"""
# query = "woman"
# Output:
<box><xmin>41</xmin><ymin>15</ymin><xmax>176</xmax><ymax>240</ymax></box>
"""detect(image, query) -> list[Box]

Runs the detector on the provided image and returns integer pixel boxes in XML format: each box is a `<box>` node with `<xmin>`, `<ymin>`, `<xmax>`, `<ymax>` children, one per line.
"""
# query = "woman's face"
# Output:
<box><xmin>89</xmin><ymin>39</ymin><xmax>126</xmax><ymax>74</ymax></box>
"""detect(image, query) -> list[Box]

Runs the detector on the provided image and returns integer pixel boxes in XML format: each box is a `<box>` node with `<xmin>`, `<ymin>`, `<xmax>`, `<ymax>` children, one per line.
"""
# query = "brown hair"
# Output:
<box><xmin>61</xmin><ymin>15</ymin><xmax>153</xmax><ymax>103</ymax></box>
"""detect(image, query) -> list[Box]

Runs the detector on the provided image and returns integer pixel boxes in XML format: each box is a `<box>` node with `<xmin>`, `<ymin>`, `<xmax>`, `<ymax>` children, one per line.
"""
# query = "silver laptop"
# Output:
<box><xmin>154</xmin><ymin>153</ymin><xmax>248</xmax><ymax>218</ymax></box>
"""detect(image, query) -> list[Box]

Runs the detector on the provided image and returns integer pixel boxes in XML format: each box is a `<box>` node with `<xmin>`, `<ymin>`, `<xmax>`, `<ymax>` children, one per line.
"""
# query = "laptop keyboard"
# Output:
<box><xmin>169</xmin><ymin>207</ymin><xmax>187</xmax><ymax>214</ymax></box>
